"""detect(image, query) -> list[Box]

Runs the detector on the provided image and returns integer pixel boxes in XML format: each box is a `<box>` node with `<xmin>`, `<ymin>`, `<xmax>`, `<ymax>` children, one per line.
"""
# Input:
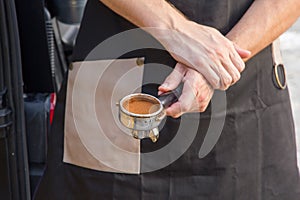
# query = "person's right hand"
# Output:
<box><xmin>158</xmin><ymin>63</ymin><xmax>214</xmax><ymax>118</ymax></box>
<box><xmin>151</xmin><ymin>21</ymin><xmax>251</xmax><ymax>90</ymax></box>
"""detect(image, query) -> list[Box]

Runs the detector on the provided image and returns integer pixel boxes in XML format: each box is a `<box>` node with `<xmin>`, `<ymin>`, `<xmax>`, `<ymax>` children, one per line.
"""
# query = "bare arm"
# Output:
<box><xmin>226</xmin><ymin>0</ymin><xmax>300</xmax><ymax>61</ymax></box>
<box><xmin>100</xmin><ymin>0</ymin><xmax>250</xmax><ymax>90</ymax></box>
<box><xmin>100</xmin><ymin>0</ymin><xmax>187</xmax><ymax>30</ymax></box>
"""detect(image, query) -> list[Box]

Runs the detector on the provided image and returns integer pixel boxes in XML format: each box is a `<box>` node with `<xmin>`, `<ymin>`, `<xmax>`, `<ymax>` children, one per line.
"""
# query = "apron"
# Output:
<box><xmin>34</xmin><ymin>0</ymin><xmax>300</xmax><ymax>199</ymax></box>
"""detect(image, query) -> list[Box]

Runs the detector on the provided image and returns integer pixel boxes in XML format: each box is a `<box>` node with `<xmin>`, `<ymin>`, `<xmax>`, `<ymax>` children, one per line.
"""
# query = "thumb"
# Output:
<box><xmin>158</xmin><ymin>63</ymin><xmax>187</xmax><ymax>95</ymax></box>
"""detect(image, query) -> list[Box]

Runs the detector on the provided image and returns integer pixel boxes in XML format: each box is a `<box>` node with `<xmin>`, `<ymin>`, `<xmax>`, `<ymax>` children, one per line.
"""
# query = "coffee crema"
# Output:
<box><xmin>123</xmin><ymin>99</ymin><xmax>160</xmax><ymax>115</ymax></box>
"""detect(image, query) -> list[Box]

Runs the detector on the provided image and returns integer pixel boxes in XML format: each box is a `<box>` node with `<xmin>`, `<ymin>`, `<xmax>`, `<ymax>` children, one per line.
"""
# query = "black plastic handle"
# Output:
<box><xmin>158</xmin><ymin>90</ymin><xmax>179</xmax><ymax>108</ymax></box>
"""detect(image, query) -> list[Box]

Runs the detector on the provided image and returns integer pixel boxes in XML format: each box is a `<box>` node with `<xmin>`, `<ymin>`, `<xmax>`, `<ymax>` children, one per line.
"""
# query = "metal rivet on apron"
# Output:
<box><xmin>273</xmin><ymin>63</ymin><xmax>287</xmax><ymax>90</ymax></box>
<box><xmin>69</xmin><ymin>63</ymin><xmax>74</xmax><ymax>70</ymax></box>
<box><xmin>136</xmin><ymin>57</ymin><xmax>145</xmax><ymax>66</ymax></box>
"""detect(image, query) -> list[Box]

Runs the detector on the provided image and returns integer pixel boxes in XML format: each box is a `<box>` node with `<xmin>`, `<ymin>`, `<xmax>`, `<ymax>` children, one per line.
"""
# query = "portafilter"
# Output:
<box><xmin>118</xmin><ymin>91</ymin><xmax>179</xmax><ymax>142</ymax></box>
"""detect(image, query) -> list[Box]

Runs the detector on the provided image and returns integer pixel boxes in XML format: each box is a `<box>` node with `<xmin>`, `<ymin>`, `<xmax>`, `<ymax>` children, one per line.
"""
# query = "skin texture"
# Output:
<box><xmin>100</xmin><ymin>0</ymin><xmax>300</xmax><ymax>118</ymax></box>
<box><xmin>158</xmin><ymin>63</ymin><xmax>214</xmax><ymax>118</ymax></box>
<box><xmin>227</xmin><ymin>0</ymin><xmax>300</xmax><ymax>60</ymax></box>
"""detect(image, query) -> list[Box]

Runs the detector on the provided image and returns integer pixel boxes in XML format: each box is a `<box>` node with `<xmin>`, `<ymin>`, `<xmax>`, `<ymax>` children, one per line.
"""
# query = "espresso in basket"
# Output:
<box><xmin>123</xmin><ymin>99</ymin><xmax>160</xmax><ymax>114</ymax></box>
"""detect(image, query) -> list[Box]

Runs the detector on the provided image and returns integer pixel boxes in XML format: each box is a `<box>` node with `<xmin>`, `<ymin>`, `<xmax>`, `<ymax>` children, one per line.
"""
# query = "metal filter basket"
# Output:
<box><xmin>118</xmin><ymin>91</ymin><xmax>178</xmax><ymax>142</ymax></box>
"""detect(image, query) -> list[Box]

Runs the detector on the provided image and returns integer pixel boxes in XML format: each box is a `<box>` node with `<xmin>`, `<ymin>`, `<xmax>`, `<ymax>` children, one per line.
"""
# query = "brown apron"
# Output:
<box><xmin>34</xmin><ymin>0</ymin><xmax>300</xmax><ymax>199</ymax></box>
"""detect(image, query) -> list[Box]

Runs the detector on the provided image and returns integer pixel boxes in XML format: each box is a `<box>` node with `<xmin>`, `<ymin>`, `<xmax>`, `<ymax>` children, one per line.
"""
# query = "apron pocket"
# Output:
<box><xmin>63</xmin><ymin>58</ymin><xmax>145</xmax><ymax>174</ymax></box>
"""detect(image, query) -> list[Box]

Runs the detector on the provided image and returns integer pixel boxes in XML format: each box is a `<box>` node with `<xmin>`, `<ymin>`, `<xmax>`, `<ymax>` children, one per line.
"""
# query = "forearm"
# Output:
<box><xmin>99</xmin><ymin>0</ymin><xmax>187</xmax><ymax>30</ymax></box>
<box><xmin>226</xmin><ymin>0</ymin><xmax>300</xmax><ymax>61</ymax></box>
<box><xmin>99</xmin><ymin>0</ymin><xmax>249</xmax><ymax>90</ymax></box>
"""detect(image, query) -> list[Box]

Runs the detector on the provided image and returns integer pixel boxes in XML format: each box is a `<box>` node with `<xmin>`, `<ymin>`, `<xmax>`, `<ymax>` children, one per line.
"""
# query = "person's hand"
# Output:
<box><xmin>151</xmin><ymin>21</ymin><xmax>251</xmax><ymax>90</ymax></box>
<box><xmin>158</xmin><ymin>63</ymin><xmax>214</xmax><ymax>118</ymax></box>
<box><xmin>100</xmin><ymin>0</ymin><xmax>250</xmax><ymax>89</ymax></box>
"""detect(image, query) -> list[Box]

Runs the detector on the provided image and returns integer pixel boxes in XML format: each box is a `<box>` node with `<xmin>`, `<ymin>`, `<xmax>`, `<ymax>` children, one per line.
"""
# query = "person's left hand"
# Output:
<box><xmin>158</xmin><ymin>63</ymin><xmax>214</xmax><ymax>118</ymax></box>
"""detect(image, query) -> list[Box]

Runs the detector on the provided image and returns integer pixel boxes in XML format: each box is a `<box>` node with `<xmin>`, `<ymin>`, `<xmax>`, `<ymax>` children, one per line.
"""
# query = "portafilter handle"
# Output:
<box><xmin>158</xmin><ymin>90</ymin><xmax>179</xmax><ymax>108</ymax></box>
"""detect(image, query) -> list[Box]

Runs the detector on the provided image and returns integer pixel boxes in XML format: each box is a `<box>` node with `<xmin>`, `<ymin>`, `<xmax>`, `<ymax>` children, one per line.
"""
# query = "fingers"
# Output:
<box><xmin>211</xmin><ymin>41</ymin><xmax>249</xmax><ymax>89</ymax></box>
<box><xmin>203</xmin><ymin>50</ymin><xmax>240</xmax><ymax>90</ymax></box>
<box><xmin>158</xmin><ymin>63</ymin><xmax>187</xmax><ymax>95</ymax></box>
<box><xmin>156</xmin><ymin>23</ymin><xmax>251</xmax><ymax>93</ymax></box>
<box><xmin>211</xmin><ymin>61</ymin><xmax>235</xmax><ymax>90</ymax></box>
<box><xmin>227</xmin><ymin>43</ymin><xmax>247</xmax><ymax>73</ymax></box>
<box><xmin>221</xmin><ymin>59</ymin><xmax>241</xmax><ymax>87</ymax></box>
<box><xmin>203</xmin><ymin>30</ymin><xmax>245</xmax><ymax>89</ymax></box>
<box><xmin>190</xmin><ymin>39</ymin><xmax>246</xmax><ymax>90</ymax></box>
<box><xmin>218</xmin><ymin>41</ymin><xmax>245</xmax><ymax>88</ymax></box>
<box><xmin>166</xmin><ymin>74</ymin><xmax>197</xmax><ymax>118</ymax></box>
<box><xmin>225</xmin><ymin>43</ymin><xmax>251</xmax><ymax>86</ymax></box>
<box><xmin>193</xmin><ymin>58</ymin><xmax>221</xmax><ymax>89</ymax></box>
<box><xmin>165</xmin><ymin>68</ymin><xmax>214</xmax><ymax>118</ymax></box>
<box><xmin>233</xmin><ymin>43</ymin><xmax>251</xmax><ymax>59</ymax></box>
